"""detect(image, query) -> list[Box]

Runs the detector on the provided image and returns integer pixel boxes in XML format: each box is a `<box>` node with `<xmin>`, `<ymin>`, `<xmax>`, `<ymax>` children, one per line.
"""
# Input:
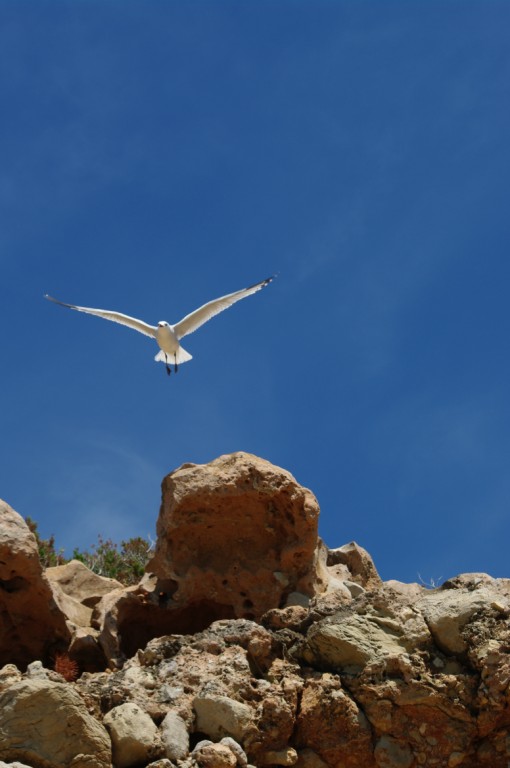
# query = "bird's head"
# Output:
<box><xmin>157</xmin><ymin>321</ymin><xmax>169</xmax><ymax>328</ymax></box>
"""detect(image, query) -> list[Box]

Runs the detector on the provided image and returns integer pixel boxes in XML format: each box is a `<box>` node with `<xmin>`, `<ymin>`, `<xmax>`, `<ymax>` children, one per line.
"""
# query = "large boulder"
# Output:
<box><xmin>96</xmin><ymin>453</ymin><xmax>329</xmax><ymax>665</ymax></box>
<box><xmin>0</xmin><ymin>501</ymin><xmax>70</xmax><ymax>669</ymax></box>
<box><xmin>147</xmin><ymin>452</ymin><xmax>327</xmax><ymax>623</ymax></box>
<box><xmin>0</xmin><ymin>679</ymin><xmax>111</xmax><ymax>768</ymax></box>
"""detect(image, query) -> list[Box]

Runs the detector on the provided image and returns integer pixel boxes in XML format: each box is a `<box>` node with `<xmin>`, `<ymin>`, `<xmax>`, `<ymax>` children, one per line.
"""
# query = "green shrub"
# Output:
<box><xmin>24</xmin><ymin>517</ymin><xmax>152</xmax><ymax>585</ymax></box>
<box><xmin>72</xmin><ymin>535</ymin><xmax>152</xmax><ymax>585</ymax></box>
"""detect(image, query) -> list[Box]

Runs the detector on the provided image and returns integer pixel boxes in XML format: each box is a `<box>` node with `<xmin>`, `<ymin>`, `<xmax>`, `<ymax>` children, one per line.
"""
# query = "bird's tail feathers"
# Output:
<box><xmin>155</xmin><ymin>347</ymin><xmax>193</xmax><ymax>365</ymax></box>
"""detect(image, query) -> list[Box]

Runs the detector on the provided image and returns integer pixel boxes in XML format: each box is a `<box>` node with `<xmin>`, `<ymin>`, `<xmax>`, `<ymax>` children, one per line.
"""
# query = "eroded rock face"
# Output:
<box><xmin>148</xmin><ymin>453</ymin><xmax>327</xmax><ymax>625</ymax></box>
<box><xmin>46</xmin><ymin>559</ymin><xmax>123</xmax><ymax>608</ymax></box>
<box><xmin>0</xmin><ymin>501</ymin><xmax>70</xmax><ymax>669</ymax></box>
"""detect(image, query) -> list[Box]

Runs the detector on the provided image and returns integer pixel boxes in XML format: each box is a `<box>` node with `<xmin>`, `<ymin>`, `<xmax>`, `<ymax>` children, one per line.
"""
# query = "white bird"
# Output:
<box><xmin>45</xmin><ymin>276</ymin><xmax>274</xmax><ymax>375</ymax></box>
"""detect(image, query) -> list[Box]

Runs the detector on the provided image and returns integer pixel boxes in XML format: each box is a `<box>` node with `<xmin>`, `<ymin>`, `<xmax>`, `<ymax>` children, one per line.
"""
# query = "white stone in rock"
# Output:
<box><xmin>418</xmin><ymin>588</ymin><xmax>508</xmax><ymax>654</ymax></box>
<box><xmin>104</xmin><ymin>702</ymin><xmax>159</xmax><ymax>768</ymax></box>
<box><xmin>160</xmin><ymin>710</ymin><xmax>189</xmax><ymax>760</ymax></box>
<box><xmin>26</xmin><ymin>661</ymin><xmax>48</xmax><ymax>680</ymax></box>
<box><xmin>192</xmin><ymin>740</ymin><xmax>214</xmax><ymax>752</ymax></box>
<box><xmin>220</xmin><ymin>737</ymin><xmax>248</xmax><ymax>767</ymax></box>
<box><xmin>0</xmin><ymin>762</ymin><xmax>34</xmax><ymax>768</ymax></box>
<box><xmin>305</xmin><ymin>614</ymin><xmax>409</xmax><ymax>670</ymax></box>
<box><xmin>194</xmin><ymin>694</ymin><xmax>253</xmax><ymax>741</ymax></box>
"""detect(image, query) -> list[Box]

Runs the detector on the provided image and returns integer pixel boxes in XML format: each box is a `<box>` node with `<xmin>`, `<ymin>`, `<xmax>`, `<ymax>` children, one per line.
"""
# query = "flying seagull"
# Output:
<box><xmin>45</xmin><ymin>276</ymin><xmax>274</xmax><ymax>375</ymax></box>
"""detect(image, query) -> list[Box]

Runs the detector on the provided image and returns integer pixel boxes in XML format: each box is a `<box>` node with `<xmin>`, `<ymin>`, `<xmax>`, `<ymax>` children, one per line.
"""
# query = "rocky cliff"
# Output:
<box><xmin>1</xmin><ymin>452</ymin><xmax>509</xmax><ymax>768</ymax></box>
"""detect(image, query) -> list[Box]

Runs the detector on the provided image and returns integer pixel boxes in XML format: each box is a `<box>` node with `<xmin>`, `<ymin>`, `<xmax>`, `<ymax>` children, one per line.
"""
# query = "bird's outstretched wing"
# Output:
<box><xmin>44</xmin><ymin>295</ymin><xmax>157</xmax><ymax>338</ymax></box>
<box><xmin>173</xmin><ymin>276</ymin><xmax>275</xmax><ymax>340</ymax></box>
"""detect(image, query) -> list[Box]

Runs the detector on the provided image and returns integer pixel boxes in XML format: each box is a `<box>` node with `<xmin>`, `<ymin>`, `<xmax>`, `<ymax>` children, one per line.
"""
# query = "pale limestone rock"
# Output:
<box><xmin>0</xmin><ymin>679</ymin><xmax>111</xmax><ymax>768</ymax></box>
<box><xmin>327</xmin><ymin>542</ymin><xmax>382</xmax><ymax>590</ymax></box>
<box><xmin>25</xmin><ymin>661</ymin><xmax>48</xmax><ymax>680</ymax></box>
<box><xmin>104</xmin><ymin>702</ymin><xmax>160</xmax><ymax>768</ymax></box>
<box><xmin>46</xmin><ymin>559</ymin><xmax>123</xmax><ymax>607</ymax></box>
<box><xmin>0</xmin><ymin>762</ymin><xmax>34</xmax><ymax>768</ymax></box>
<box><xmin>146</xmin><ymin>762</ymin><xmax>175</xmax><ymax>768</ymax></box>
<box><xmin>0</xmin><ymin>664</ymin><xmax>22</xmax><ymax>692</ymax></box>
<box><xmin>193</xmin><ymin>740</ymin><xmax>214</xmax><ymax>751</ymax></box>
<box><xmin>160</xmin><ymin>710</ymin><xmax>189</xmax><ymax>760</ymax></box>
<box><xmin>383</xmin><ymin>580</ymin><xmax>425</xmax><ymax>599</ymax></box>
<box><xmin>50</xmin><ymin>580</ymin><xmax>93</xmax><ymax>628</ymax></box>
<box><xmin>418</xmin><ymin>587</ymin><xmax>508</xmax><ymax>654</ymax></box>
<box><xmin>0</xmin><ymin>501</ymin><xmax>70</xmax><ymax>669</ymax></box>
<box><xmin>45</xmin><ymin>562</ymin><xmax>113</xmax><ymax>672</ymax></box>
<box><xmin>442</xmin><ymin>572</ymin><xmax>494</xmax><ymax>590</ymax></box>
<box><xmin>193</xmin><ymin>743</ymin><xmax>237</xmax><ymax>768</ymax></box>
<box><xmin>304</xmin><ymin>613</ymin><xmax>410</xmax><ymax>670</ymax></box>
<box><xmin>193</xmin><ymin>694</ymin><xmax>254</xmax><ymax>741</ymax></box>
<box><xmin>219</xmin><ymin>738</ymin><xmax>248</xmax><ymax>767</ymax></box>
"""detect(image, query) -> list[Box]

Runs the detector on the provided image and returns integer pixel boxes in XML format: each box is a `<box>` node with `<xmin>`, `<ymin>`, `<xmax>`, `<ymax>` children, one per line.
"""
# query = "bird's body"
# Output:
<box><xmin>45</xmin><ymin>276</ymin><xmax>274</xmax><ymax>375</ymax></box>
<box><xmin>154</xmin><ymin>322</ymin><xmax>193</xmax><ymax>369</ymax></box>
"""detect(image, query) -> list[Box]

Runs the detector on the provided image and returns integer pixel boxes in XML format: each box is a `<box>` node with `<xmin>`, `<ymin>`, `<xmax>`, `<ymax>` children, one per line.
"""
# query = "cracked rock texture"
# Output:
<box><xmin>1</xmin><ymin>453</ymin><xmax>510</xmax><ymax>768</ymax></box>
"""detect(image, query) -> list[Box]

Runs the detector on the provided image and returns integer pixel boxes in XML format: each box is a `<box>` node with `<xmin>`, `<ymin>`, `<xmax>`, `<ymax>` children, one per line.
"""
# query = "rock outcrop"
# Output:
<box><xmin>94</xmin><ymin>453</ymin><xmax>330</xmax><ymax>666</ymax></box>
<box><xmin>149</xmin><ymin>452</ymin><xmax>327</xmax><ymax>619</ymax></box>
<box><xmin>0</xmin><ymin>501</ymin><xmax>70</xmax><ymax>669</ymax></box>
<box><xmin>1</xmin><ymin>453</ymin><xmax>510</xmax><ymax>768</ymax></box>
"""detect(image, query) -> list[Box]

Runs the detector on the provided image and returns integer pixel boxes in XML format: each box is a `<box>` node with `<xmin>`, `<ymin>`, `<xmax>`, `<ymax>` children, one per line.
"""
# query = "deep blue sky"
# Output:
<box><xmin>2</xmin><ymin>2</ymin><xmax>510</xmax><ymax>584</ymax></box>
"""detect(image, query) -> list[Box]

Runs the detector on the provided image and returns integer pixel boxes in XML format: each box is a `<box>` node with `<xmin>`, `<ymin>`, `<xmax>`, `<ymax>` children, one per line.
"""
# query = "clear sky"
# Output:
<box><xmin>2</xmin><ymin>2</ymin><xmax>510</xmax><ymax>584</ymax></box>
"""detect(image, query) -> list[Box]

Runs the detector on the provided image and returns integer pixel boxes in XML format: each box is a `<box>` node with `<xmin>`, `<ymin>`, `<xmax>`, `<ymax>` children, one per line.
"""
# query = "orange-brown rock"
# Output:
<box><xmin>147</xmin><ymin>452</ymin><xmax>327</xmax><ymax>623</ymax></box>
<box><xmin>295</xmin><ymin>674</ymin><xmax>375</xmax><ymax>768</ymax></box>
<box><xmin>0</xmin><ymin>500</ymin><xmax>70</xmax><ymax>669</ymax></box>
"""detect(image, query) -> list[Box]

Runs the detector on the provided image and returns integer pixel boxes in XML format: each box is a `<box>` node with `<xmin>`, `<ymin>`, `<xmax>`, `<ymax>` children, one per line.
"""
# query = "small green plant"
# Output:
<box><xmin>24</xmin><ymin>516</ymin><xmax>152</xmax><ymax>586</ymax></box>
<box><xmin>72</xmin><ymin>535</ymin><xmax>153</xmax><ymax>585</ymax></box>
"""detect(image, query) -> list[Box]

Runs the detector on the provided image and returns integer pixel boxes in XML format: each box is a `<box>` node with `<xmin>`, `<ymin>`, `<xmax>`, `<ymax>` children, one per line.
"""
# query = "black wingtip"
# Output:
<box><xmin>44</xmin><ymin>294</ymin><xmax>74</xmax><ymax>309</ymax></box>
<box><xmin>246</xmin><ymin>275</ymin><xmax>277</xmax><ymax>292</ymax></box>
